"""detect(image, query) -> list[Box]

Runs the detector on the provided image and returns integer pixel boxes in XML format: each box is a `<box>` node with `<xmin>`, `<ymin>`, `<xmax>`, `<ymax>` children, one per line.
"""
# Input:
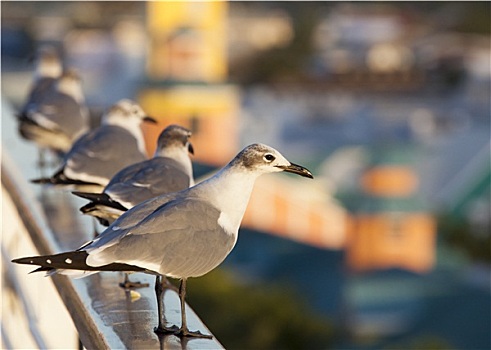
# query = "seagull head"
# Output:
<box><xmin>35</xmin><ymin>45</ymin><xmax>62</xmax><ymax>79</ymax></box>
<box><xmin>102</xmin><ymin>99</ymin><xmax>157</xmax><ymax>127</ymax></box>
<box><xmin>155</xmin><ymin>124</ymin><xmax>194</xmax><ymax>157</ymax></box>
<box><xmin>56</xmin><ymin>68</ymin><xmax>84</xmax><ymax>102</ymax></box>
<box><xmin>233</xmin><ymin>143</ymin><xmax>313</xmax><ymax>179</ymax></box>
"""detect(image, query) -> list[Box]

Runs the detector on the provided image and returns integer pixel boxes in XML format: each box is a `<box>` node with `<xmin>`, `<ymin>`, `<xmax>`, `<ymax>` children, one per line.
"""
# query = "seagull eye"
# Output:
<box><xmin>264</xmin><ymin>154</ymin><xmax>275</xmax><ymax>162</ymax></box>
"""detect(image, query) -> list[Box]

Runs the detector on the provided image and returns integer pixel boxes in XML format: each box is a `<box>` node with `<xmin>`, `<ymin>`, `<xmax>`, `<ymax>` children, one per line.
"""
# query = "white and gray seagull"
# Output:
<box><xmin>72</xmin><ymin>124</ymin><xmax>195</xmax><ymax>227</ymax></box>
<box><xmin>18</xmin><ymin>45</ymin><xmax>62</xmax><ymax>119</ymax></box>
<box><xmin>18</xmin><ymin>68</ymin><xmax>90</xmax><ymax>155</ymax></box>
<box><xmin>31</xmin><ymin>99</ymin><xmax>157</xmax><ymax>192</ymax></box>
<box><xmin>71</xmin><ymin>124</ymin><xmax>194</xmax><ymax>289</ymax></box>
<box><xmin>17</xmin><ymin>46</ymin><xmax>90</xmax><ymax>164</ymax></box>
<box><xmin>13</xmin><ymin>143</ymin><xmax>313</xmax><ymax>338</ymax></box>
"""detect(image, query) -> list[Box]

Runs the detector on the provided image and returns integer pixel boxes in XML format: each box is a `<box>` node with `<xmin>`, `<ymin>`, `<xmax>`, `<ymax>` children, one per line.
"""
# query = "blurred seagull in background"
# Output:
<box><xmin>18</xmin><ymin>68</ymin><xmax>90</xmax><ymax>155</ymax></box>
<box><xmin>18</xmin><ymin>45</ymin><xmax>62</xmax><ymax>117</ymax></box>
<box><xmin>31</xmin><ymin>99</ymin><xmax>157</xmax><ymax>192</ymax></box>
<box><xmin>73</xmin><ymin>124</ymin><xmax>195</xmax><ymax>227</ymax></box>
<box><xmin>13</xmin><ymin>143</ymin><xmax>313</xmax><ymax>338</ymax></box>
<box><xmin>17</xmin><ymin>46</ymin><xmax>90</xmax><ymax>166</ymax></box>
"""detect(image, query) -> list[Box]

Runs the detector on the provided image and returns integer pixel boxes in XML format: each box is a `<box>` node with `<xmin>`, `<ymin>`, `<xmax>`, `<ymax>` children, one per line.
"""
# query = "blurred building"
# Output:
<box><xmin>227</xmin><ymin>4</ymin><xmax>293</xmax><ymax>65</ymax></box>
<box><xmin>309</xmin><ymin>4</ymin><xmax>425</xmax><ymax>91</ymax></box>
<box><xmin>139</xmin><ymin>1</ymin><xmax>240</xmax><ymax>165</ymax></box>
<box><xmin>243</xmin><ymin>175</ymin><xmax>347</xmax><ymax>249</ymax></box>
<box><xmin>346</xmin><ymin>148</ymin><xmax>437</xmax><ymax>273</ymax></box>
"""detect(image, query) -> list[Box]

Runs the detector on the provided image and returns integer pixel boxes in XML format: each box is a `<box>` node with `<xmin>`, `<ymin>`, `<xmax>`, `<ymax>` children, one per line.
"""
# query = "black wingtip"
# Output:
<box><xmin>12</xmin><ymin>257</ymin><xmax>31</xmax><ymax>264</ymax></box>
<box><xmin>12</xmin><ymin>257</ymin><xmax>48</xmax><ymax>274</ymax></box>
<box><xmin>12</xmin><ymin>252</ymin><xmax>155</xmax><ymax>274</ymax></box>
<box><xmin>31</xmin><ymin>177</ymin><xmax>52</xmax><ymax>184</ymax></box>
<box><xmin>74</xmin><ymin>191</ymin><xmax>128</xmax><ymax>213</ymax></box>
<box><xmin>72</xmin><ymin>191</ymin><xmax>97</xmax><ymax>200</ymax></box>
<box><xmin>29</xmin><ymin>266</ymin><xmax>50</xmax><ymax>274</ymax></box>
<box><xmin>12</xmin><ymin>256</ymin><xmax>45</xmax><ymax>266</ymax></box>
<box><xmin>31</xmin><ymin>174</ymin><xmax>102</xmax><ymax>187</ymax></box>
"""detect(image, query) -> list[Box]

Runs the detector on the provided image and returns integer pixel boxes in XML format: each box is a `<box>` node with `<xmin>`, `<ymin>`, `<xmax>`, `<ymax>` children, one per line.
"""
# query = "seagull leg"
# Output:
<box><xmin>175</xmin><ymin>278</ymin><xmax>212</xmax><ymax>339</ymax></box>
<box><xmin>37</xmin><ymin>148</ymin><xmax>47</xmax><ymax>169</ymax></box>
<box><xmin>119</xmin><ymin>272</ymin><xmax>150</xmax><ymax>290</ymax></box>
<box><xmin>161</xmin><ymin>275</ymin><xmax>178</xmax><ymax>292</ymax></box>
<box><xmin>154</xmin><ymin>275</ymin><xmax>178</xmax><ymax>334</ymax></box>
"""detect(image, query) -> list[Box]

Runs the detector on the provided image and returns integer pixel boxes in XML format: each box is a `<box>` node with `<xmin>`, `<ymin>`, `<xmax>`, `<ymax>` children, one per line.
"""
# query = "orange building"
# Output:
<box><xmin>140</xmin><ymin>1</ymin><xmax>240</xmax><ymax>165</ymax></box>
<box><xmin>346</xmin><ymin>149</ymin><xmax>436</xmax><ymax>273</ymax></box>
<box><xmin>242</xmin><ymin>176</ymin><xmax>348</xmax><ymax>249</ymax></box>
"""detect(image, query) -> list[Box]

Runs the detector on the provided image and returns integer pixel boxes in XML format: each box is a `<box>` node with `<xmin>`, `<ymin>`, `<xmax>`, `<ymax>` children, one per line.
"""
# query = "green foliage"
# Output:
<box><xmin>438</xmin><ymin>213</ymin><xmax>491</xmax><ymax>263</ymax></box>
<box><xmin>384</xmin><ymin>334</ymin><xmax>455</xmax><ymax>350</ymax></box>
<box><xmin>186</xmin><ymin>269</ymin><xmax>334</xmax><ymax>350</ymax></box>
<box><xmin>452</xmin><ymin>2</ymin><xmax>491</xmax><ymax>34</ymax></box>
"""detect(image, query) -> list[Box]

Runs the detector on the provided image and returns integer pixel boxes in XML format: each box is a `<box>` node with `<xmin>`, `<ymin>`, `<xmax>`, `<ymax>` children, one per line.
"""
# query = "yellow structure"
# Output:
<box><xmin>146</xmin><ymin>1</ymin><xmax>228</xmax><ymax>82</ymax></box>
<box><xmin>346</xmin><ymin>153</ymin><xmax>437</xmax><ymax>273</ymax></box>
<box><xmin>141</xmin><ymin>1</ymin><xmax>239</xmax><ymax>165</ymax></box>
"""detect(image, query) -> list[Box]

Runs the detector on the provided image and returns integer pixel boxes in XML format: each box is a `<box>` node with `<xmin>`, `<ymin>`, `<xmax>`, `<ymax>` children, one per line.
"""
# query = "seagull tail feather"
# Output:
<box><xmin>30</xmin><ymin>177</ymin><xmax>55</xmax><ymax>184</ymax></box>
<box><xmin>72</xmin><ymin>191</ymin><xmax>128</xmax><ymax>212</ymax></box>
<box><xmin>31</xmin><ymin>170</ymin><xmax>101</xmax><ymax>187</ymax></box>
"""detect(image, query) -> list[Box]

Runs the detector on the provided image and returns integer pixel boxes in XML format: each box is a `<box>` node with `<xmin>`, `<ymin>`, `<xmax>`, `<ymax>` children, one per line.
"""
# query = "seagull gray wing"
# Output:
<box><xmin>84</xmin><ymin>196</ymin><xmax>234</xmax><ymax>278</ymax></box>
<box><xmin>31</xmin><ymin>91</ymin><xmax>88</xmax><ymax>139</ymax></box>
<box><xmin>83</xmin><ymin>191</ymin><xmax>184</xmax><ymax>250</ymax></box>
<box><xmin>63</xmin><ymin>125</ymin><xmax>147</xmax><ymax>183</ymax></box>
<box><xmin>21</xmin><ymin>77</ymin><xmax>58</xmax><ymax>114</ymax></box>
<box><xmin>105</xmin><ymin>157</ymin><xmax>192</xmax><ymax>207</ymax></box>
<box><xmin>105</xmin><ymin>159</ymin><xmax>154</xmax><ymax>184</ymax></box>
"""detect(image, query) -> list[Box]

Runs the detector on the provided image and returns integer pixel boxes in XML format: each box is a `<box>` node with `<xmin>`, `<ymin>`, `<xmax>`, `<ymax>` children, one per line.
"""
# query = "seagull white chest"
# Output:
<box><xmin>217</xmin><ymin>211</ymin><xmax>240</xmax><ymax>239</ymax></box>
<box><xmin>203</xmin><ymin>168</ymin><xmax>257</xmax><ymax>238</ymax></box>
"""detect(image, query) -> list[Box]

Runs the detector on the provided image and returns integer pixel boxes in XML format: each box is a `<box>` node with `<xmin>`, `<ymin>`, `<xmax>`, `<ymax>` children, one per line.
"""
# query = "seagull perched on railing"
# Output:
<box><xmin>18</xmin><ymin>45</ymin><xmax>62</xmax><ymax>117</ymax></box>
<box><xmin>13</xmin><ymin>143</ymin><xmax>313</xmax><ymax>338</ymax></box>
<box><xmin>71</xmin><ymin>124</ymin><xmax>195</xmax><ymax>289</ymax></box>
<box><xmin>18</xmin><ymin>68</ymin><xmax>90</xmax><ymax>155</ymax></box>
<box><xmin>31</xmin><ymin>99</ymin><xmax>157</xmax><ymax>192</ymax></box>
<box><xmin>73</xmin><ymin>124</ymin><xmax>195</xmax><ymax>227</ymax></box>
<box><xmin>17</xmin><ymin>46</ymin><xmax>90</xmax><ymax>165</ymax></box>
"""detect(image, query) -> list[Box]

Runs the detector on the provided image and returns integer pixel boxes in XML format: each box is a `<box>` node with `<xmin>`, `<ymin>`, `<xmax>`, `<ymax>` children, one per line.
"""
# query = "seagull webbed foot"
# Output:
<box><xmin>154</xmin><ymin>324</ymin><xmax>179</xmax><ymax>335</ymax></box>
<box><xmin>119</xmin><ymin>273</ymin><xmax>150</xmax><ymax>290</ymax></box>
<box><xmin>119</xmin><ymin>280</ymin><xmax>150</xmax><ymax>289</ymax></box>
<box><xmin>176</xmin><ymin>328</ymin><xmax>213</xmax><ymax>339</ymax></box>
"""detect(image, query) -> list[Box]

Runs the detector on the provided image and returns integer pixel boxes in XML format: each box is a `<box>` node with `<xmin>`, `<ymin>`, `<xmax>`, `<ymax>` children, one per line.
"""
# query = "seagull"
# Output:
<box><xmin>72</xmin><ymin>124</ymin><xmax>195</xmax><ymax>227</ymax></box>
<box><xmin>72</xmin><ymin>124</ymin><xmax>194</xmax><ymax>289</ymax></box>
<box><xmin>17</xmin><ymin>45</ymin><xmax>67</xmax><ymax>165</ymax></box>
<box><xmin>18</xmin><ymin>45</ymin><xmax>62</xmax><ymax>118</ymax></box>
<box><xmin>31</xmin><ymin>99</ymin><xmax>157</xmax><ymax>192</ymax></box>
<box><xmin>12</xmin><ymin>143</ymin><xmax>313</xmax><ymax>338</ymax></box>
<box><xmin>18</xmin><ymin>68</ymin><xmax>90</xmax><ymax>155</ymax></box>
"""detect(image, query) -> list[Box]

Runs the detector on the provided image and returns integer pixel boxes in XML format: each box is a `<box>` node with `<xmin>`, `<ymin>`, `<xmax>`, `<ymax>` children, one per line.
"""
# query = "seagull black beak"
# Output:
<box><xmin>143</xmin><ymin>116</ymin><xmax>158</xmax><ymax>124</ymax></box>
<box><xmin>277</xmin><ymin>163</ymin><xmax>314</xmax><ymax>179</ymax></box>
<box><xmin>188</xmin><ymin>142</ymin><xmax>194</xmax><ymax>155</ymax></box>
